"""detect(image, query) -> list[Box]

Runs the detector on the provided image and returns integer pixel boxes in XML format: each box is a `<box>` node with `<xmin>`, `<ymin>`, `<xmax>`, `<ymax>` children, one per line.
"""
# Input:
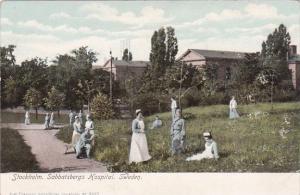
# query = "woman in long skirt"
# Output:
<box><xmin>25</xmin><ymin>111</ymin><xmax>30</xmax><ymax>125</ymax></box>
<box><xmin>129</xmin><ymin>109</ymin><xmax>151</xmax><ymax>164</ymax></box>
<box><xmin>229</xmin><ymin>96</ymin><xmax>240</xmax><ymax>119</ymax></box>
<box><xmin>49</xmin><ymin>112</ymin><xmax>55</xmax><ymax>127</ymax></box>
<box><xmin>65</xmin><ymin>116</ymin><xmax>82</xmax><ymax>153</ymax></box>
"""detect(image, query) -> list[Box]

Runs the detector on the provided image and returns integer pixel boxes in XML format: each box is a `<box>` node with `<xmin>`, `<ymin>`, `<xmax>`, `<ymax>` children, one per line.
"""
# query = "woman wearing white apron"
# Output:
<box><xmin>129</xmin><ymin>109</ymin><xmax>151</xmax><ymax>164</ymax></box>
<box><xmin>65</xmin><ymin>116</ymin><xmax>82</xmax><ymax>154</ymax></box>
<box><xmin>229</xmin><ymin>96</ymin><xmax>240</xmax><ymax>119</ymax></box>
<box><xmin>186</xmin><ymin>132</ymin><xmax>219</xmax><ymax>161</ymax></box>
<box><xmin>85</xmin><ymin>114</ymin><xmax>95</xmax><ymax>145</ymax></box>
<box><xmin>49</xmin><ymin>112</ymin><xmax>55</xmax><ymax>127</ymax></box>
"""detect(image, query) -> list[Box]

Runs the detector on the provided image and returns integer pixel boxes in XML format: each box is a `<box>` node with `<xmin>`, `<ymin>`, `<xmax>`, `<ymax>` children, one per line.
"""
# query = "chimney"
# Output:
<box><xmin>289</xmin><ymin>45</ymin><xmax>297</xmax><ymax>57</ymax></box>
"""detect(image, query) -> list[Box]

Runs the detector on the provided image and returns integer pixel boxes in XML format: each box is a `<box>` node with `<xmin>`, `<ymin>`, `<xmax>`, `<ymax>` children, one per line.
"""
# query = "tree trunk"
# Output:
<box><xmin>57</xmin><ymin>110</ymin><xmax>60</xmax><ymax>118</ymax></box>
<box><xmin>35</xmin><ymin>108</ymin><xmax>38</xmax><ymax>120</ymax></box>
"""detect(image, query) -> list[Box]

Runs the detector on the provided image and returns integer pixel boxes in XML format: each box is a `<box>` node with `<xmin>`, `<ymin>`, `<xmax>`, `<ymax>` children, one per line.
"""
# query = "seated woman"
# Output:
<box><xmin>186</xmin><ymin>131</ymin><xmax>219</xmax><ymax>161</ymax></box>
<box><xmin>150</xmin><ymin>115</ymin><xmax>163</xmax><ymax>129</ymax></box>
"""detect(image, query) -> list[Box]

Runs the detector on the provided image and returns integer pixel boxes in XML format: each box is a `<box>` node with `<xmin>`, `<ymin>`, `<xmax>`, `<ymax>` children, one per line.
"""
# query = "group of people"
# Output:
<box><xmin>44</xmin><ymin>112</ymin><xmax>55</xmax><ymax>130</ymax></box>
<box><xmin>129</xmin><ymin>96</ymin><xmax>241</xmax><ymax>164</ymax></box>
<box><xmin>24</xmin><ymin>111</ymin><xmax>55</xmax><ymax>129</ymax></box>
<box><xmin>24</xmin><ymin>95</ymin><xmax>239</xmax><ymax>163</ymax></box>
<box><xmin>65</xmin><ymin>111</ymin><xmax>95</xmax><ymax>159</ymax></box>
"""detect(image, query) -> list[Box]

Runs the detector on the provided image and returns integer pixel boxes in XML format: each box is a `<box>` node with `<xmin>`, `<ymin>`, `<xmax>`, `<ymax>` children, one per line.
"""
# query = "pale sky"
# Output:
<box><xmin>1</xmin><ymin>1</ymin><xmax>300</xmax><ymax>65</ymax></box>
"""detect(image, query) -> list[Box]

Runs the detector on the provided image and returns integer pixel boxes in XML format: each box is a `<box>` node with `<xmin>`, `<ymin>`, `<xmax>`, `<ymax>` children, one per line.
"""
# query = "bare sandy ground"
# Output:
<box><xmin>2</xmin><ymin>123</ymin><xmax>107</xmax><ymax>172</ymax></box>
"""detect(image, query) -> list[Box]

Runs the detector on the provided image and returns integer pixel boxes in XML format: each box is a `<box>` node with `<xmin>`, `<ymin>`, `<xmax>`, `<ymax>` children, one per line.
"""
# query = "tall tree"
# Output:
<box><xmin>165</xmin><ymin>26</ymin><xmax>178</xmax><ymax>67</ymax></box>
<box><xmin>122</xmin><ymin>48</ymin><xmax>133</xmax><ymax>61</ymax></box>
<box><xmin>3</xmin><ymin>76</ymin><xmax>18</xmax><ymax>107</ymax></box>
<box><xmin>261</xmin><ymin>24</ymin><xmax>291</xmax><ymax>81</ymax></box>
<box><xmin>24</xmin><ymin>88</ymin><xmax>43</xmax><ymax>119</ymax></box>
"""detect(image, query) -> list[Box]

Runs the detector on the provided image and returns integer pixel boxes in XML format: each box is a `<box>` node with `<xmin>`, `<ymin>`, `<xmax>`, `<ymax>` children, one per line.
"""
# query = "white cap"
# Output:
<box><xmin>203</xmin><ymin>132</ymin><xmax>211</xmax><ymax>137</ymax></box>
<box><xmin>136</xmin><ymin>109</ymin><xmax>142</xmax><ymax>115</ymax></box>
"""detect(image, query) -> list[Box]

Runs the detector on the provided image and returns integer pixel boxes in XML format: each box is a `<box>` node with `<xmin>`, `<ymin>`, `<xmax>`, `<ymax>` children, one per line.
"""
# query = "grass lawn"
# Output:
<box><xmin>58</xmin><ymin>102</ymin><xmax>299</xmax><ymax>172</ymax></box>
<box><xmin>1</xmin><ymin>128</ymin><xmax>40</xmax><ymax>172</ymax></box>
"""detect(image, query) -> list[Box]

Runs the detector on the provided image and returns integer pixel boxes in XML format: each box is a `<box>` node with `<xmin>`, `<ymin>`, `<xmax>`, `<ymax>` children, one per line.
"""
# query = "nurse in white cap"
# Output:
<box><xmin>186</xmin><ymin>131</ymin><xmax>219</xmax><ymax>161</ymax></box>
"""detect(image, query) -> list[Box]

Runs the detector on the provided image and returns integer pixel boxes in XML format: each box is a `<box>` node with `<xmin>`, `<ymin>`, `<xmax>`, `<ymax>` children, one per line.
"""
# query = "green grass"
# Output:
<box><xmin>56</xmin><ymin>102</ymin><xmax>300</xmax><ymax>172</ymax></box>
<box><xmin>1</xmin><ymin>111</ymin><xmax>69</xmax><ymax>124</ymax></box>
<box><xmin>1</xmin><ymin>128</ymin><xmax>40</xmax><ymax>172</ymax></box>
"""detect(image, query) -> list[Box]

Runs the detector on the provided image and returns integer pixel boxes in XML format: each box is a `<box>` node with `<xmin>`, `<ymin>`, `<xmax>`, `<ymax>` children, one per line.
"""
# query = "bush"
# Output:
<box><xmin>90</xmin><ymin>93</ymin><xmax>114</xmax><ymax>120</ymax></box>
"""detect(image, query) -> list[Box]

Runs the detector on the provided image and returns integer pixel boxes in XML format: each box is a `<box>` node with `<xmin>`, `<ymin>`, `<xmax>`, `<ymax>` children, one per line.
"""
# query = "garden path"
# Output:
<box><xmin>1</xmin><ymin>123</ymin><xmax>107</xmax><ymax>172</ymax></box>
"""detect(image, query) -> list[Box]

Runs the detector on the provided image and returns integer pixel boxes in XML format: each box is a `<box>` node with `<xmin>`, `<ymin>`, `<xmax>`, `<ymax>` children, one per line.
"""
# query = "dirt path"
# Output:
<box><xmin>2</xmin><ymin>123</ymin><xmax>107</xmax><ymax>172</ymax></box>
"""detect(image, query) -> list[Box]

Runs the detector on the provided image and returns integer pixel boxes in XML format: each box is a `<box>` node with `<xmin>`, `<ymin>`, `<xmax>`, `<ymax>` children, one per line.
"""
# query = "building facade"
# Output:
<box><xmin>94</xmin><ymin>60</ymin><xmax>149</xmax><ymax>89</ymax></box>
<box><xmin>288</xmin><ymin>45</ymin><xmax>300</xmax><ymax>91</ymax></box>
<box><xmin>177</xmin><ymin>49</ymin><xmax>247</xmax><ymax>81</ymax></box>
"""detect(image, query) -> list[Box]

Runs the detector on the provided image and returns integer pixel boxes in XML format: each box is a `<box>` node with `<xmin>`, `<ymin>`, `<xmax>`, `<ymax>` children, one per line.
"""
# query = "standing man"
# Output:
<box><xmin>170</xmin><ymin>108</ymin><xmax>185</xmax><ymax>155</ymax></box>
<box><xmin>171</xmin><ymin>96</ymin><xmax>177</xmax><ymax>121</ymax></box>
<box><xmin>69</xmin><ymin>110</ymin><xmax>74</xmax><ymax>126</ymax></box>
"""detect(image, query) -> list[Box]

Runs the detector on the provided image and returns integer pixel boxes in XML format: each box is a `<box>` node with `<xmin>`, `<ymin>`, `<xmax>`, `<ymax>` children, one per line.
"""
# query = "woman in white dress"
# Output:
<box><xmin>129</xmin><ymin>109</ymin><xmax>151</xmax><ymax>164</ymax></box>
<box><xmin>49</xmin><ymin>112</ymin><xmax>55</xmax><ymax>127</ymax></box>
<box><xmin>229</xmin><ymin>96</ymin><xmax>240</xmax><ymax>119</ymax></box>
<box><xmin>25</xmin><ymin>111</ymin><xmax>30</xmax><ymax>125</ymax></box>
<box><xmin>186</xmin><ymin>132</ymin><xmax>219</xmax><ymax>161</ymax></box>
<box><xmin>65</xmin><ymin>116</ymin><xmax>83</xmax><ymax>154</ymax></box>
<box><xmin>85</xmin><ymin>114</ymin><xmax>95</xmax><ymax>145</ymax></box>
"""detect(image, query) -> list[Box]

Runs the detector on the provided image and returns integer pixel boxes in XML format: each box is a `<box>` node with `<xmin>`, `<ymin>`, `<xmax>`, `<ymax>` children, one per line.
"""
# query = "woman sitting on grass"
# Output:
<box><xmin>186</xmin><ymin>131</ymin><xmax>219</xmax><ymax>161</ymax></box>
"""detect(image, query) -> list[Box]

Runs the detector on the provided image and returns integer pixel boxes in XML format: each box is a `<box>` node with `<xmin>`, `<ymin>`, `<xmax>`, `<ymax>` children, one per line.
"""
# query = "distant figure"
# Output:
<box><xmin>129</xmin><ymin>109</ymin><xmax>151</xmax><ymax>164</ymax></box>
<box><xmin>186</xmin><ymin>131</ymin><xmax>219</xmax><ymax>161</ymax></box>
<box><xmin>170</xmin><ymin>108</ymin><xmax>185</xmax><ymax>155</ymax></box>
<box><xmin>49</xmin><ymin>112</ymin><xmax>55</xmax><ymax>127</ymax></box>
<box><xmin>44</xmin><ymin>113</ymin><xmax>50</xmax><ymax>130</ymax></box>
<box><xmin>75</xmin><ymin>126</ymin><xmax>95</xmax><ymax>159</ymax></box>
<box><xmin>25</xmin><ymin>111</ymin><xmax>30</xmax><ymax>125</ymax></box>
<box><xmin>229</xmin><ymin>96</ymin><xmax>240</xmax><ymax>119</ymax></box>
<box><xmin>150</xmin><ymin>115</ymin><xmax>162</xmax><ymax>129</ymax></box>
<box><xmin>171</xmin><ymin>97</ymin><xmax>177</xmax><ymax>121</ymax></box>
<box><xmin>69</xmin><ymin>110</ymin><xmax>74</xmax><ymax>126</ymax></box>
<box><xmin>78</xmin><ymin>110</ymin><xmax>83</xmax><ymax>125</ymax></box>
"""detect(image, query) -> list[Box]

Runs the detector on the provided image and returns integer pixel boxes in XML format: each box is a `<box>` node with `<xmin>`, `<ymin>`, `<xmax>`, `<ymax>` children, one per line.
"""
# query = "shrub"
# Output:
<box><xmin>90</xmin><ymin>93</ymin><xmax>114</xmax><ymax>120</ymax></box>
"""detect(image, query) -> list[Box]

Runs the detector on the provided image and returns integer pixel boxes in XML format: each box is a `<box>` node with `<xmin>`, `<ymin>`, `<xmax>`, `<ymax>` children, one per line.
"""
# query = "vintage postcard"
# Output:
<box><xmin>1</xmin><ymin>0</ymin><xmax>300</xmax><ymax>194</ymax></box>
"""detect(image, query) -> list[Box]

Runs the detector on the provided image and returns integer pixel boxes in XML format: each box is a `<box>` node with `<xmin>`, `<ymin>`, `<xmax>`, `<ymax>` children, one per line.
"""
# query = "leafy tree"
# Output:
<box><xmin>24</xmin><ymin>88</ymin><xmax>43</xmax><ymax>119</ymax></box>
<box><xmin>261</xmin><ymin>24</ymin><xmax>291</xmax><ymax>81</ymax></box>
<box><xmin>165</xmin><ymin>26</ymin><xmax>178</xmax><ymax>67</ymax></box>
<box><xmin>73</xmin><ymin>80</ymin><xmax>98</xmax><ymax>113</ymax></box>
<box><xmin>90</xmin><ymin>93</ymin><xmax>114</xmax><ymax>120</ymax></box>
<box><xmin>44</xmin><ymin>86</ymin><xmax>65</xmax><ymax>116</ymax></box>
<box><xmin>122</xmin><ymin>48</ymin><xmax>133</xmax><ymax>61</ymax></box>
<box><xmin>1</xmin><ymin>45</ymin><xmax>17</xmax><ymax>107</ymax></box>
<box><xmin>19</xmin><ymin>57</ymin><xmax>48</xmax><ymax>94</ymax></box>
<box><xmin>3</xmin><ymin>76</ymin><xmax>18</xmax><ymax>107</ymax></box>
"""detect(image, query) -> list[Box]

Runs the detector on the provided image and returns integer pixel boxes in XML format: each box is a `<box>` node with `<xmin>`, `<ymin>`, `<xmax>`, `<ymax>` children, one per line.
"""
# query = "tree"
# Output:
<box><xmin>24</xmin><ymin>88</ymin><xmax>43</xmax><ymax>119</ymax></box>
<box><xmin>122</xmin><ymin>48</ymin><xmax>133</xmax><ymax>61</ymax></box>
<box><xmin>53</xmin><ymin>46</ymin><xmax>98</xmax><ymax>109</ymax></box>
<box><xmin>44</xmin><ymin>86</ymin><xmax>65</xmax><ymax>116</ymax></box>
<box><xmin>90</xmin><ymin>93</ymin><xmax>114</xmax><ymax>120</ymax></box>
<box><xmin>1</xmin><ymin>45</ymin><xmax>17</xmax><ymax>107</ymax></box>
<box><xmin>3</xmin><ymin>76</ymin><xmax>18</xmax><ymax>107</ymax></box>
<box><xmin>165</xmin><ymin>26</ymin><xmax>178</xmax><ymax>67</ymax></box>
<box><xmin>141</xmin><ymin>26</ymin><xmax>178</xmax><ymax>93</ymax></box>
<box><xmin>261</xmin><ymin>24</ymin><xmax>291</xmax><ymax>81</ymax></box>
<box><xmin>73</xmin><ymin>80</ymin><xmax>98</xmax><ymax>113</ymax></box>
